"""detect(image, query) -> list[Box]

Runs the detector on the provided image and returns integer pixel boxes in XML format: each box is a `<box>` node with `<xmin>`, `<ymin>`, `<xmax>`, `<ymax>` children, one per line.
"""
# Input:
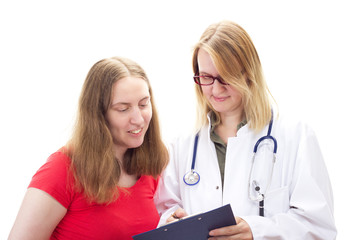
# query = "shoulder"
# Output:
<box><xmin>28</xmin><ymin>149</ymin><xmax>74</xmax><ymax>208</ymax></box>
<box><xmin>166</xmin><ymin>130</ymin><xmax>197</xmax><ymax>160</ymax></box>
<box><xmin>271</xmin><ymin>113</ymin><xmax>321</xmax><ymax>157</ymax></box>
<box><xmin>137</xmin><ymin>175</ymin><xmax>159</xmax><ymax>193</ymax></box>
<box><xmin>33</xmin><ymin>150</ymin><xmax>72</xmax><ymax>179</ymax></box>
<box><xmin>141</xmin><ymin>175</ymin><xmax>159</xmax><ymax>185</ymax></box>
<box><xmin>47</xmin><ymin>150</ymin><xmax>72</xmax><ymax>167</ymax></box>
<box><xmin>273</xmin><ymin>113</ymin><xmax>315</xmax><ymax>137</ymax></box>
<box><xmin>168</xmin><ymin>125</ymin><xmax>207</xmax><ymax>147</ymax></box>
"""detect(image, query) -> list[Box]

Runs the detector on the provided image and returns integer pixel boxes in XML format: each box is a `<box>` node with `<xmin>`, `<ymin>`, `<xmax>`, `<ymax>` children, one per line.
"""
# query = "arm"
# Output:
<box><xmin>8</xmin><ymin>188</ymin><xmax>67</xmax><ymax>240</ymax></box>
<box><xmin>154</xmin><ymin>140</ymin><xmax>185</xmax><ymax>226</ymax></box>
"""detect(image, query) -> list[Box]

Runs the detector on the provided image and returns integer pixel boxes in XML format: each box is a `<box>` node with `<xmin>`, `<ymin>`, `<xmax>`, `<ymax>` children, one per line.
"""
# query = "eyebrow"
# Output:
<box><xmin>199</xmin><ymin>72</ymin><xmax>219</xmax><ymax>77</ymax></box>
<box><xmin>198</xmin><ymin>71</ymin><xmax>212</xmax><ymax>75</ymax></box>
<box><xmin>111</xmin><ymin>96</ymin><xmax>150</xmax><ymax>107</ymax></box>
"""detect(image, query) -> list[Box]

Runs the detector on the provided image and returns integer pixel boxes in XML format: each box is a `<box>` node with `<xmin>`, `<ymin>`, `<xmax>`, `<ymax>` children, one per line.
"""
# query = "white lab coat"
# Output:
<box><xmin>155</xmin><ymin>114</ymin><xmax>337</xmax><ymax>239</ymax></box>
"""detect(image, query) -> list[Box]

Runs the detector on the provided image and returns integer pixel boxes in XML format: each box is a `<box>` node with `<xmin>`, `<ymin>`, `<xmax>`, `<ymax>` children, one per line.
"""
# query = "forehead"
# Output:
<box><xmin>111</xmin><ymin>76</ymin><xmax>149</xmax><ymax>103</ymax></box>
<box><xmin>197</xmin><ymin>48</ymin><xmax>218</xmax><ymax>75</ymax></box>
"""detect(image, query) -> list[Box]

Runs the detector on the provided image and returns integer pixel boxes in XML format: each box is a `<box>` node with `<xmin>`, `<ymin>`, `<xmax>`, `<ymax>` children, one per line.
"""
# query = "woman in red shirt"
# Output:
<box><xmin>8</xmin><ymin>57</ymin><xmax>169</xmax><ymax>240</ymax></box>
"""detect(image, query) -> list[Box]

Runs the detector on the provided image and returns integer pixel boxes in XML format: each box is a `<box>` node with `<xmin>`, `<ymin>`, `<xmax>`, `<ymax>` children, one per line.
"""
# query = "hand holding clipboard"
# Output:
<box><xmin>132</xmin><ymin>204</ymin><xmax>236</xmax><ymax>240</ymax></box>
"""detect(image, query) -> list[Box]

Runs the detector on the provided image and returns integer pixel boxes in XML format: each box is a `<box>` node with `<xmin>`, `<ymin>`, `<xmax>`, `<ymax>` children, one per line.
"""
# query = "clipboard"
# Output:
<box><xmin>132</xmin><ymin>204</ymin><xmax>236</xmax><ymax>240</ymax></box>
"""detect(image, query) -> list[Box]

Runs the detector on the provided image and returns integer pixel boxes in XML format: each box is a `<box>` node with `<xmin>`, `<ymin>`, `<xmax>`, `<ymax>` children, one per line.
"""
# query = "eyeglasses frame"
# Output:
<box><xmin>193</xmin><ymin>75</ymin><xmax>230</xmax><ymax>86</ymax></box>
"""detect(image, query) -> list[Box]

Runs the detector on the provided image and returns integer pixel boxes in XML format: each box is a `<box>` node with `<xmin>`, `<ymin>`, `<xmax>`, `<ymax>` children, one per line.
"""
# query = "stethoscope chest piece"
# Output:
<box><xmin>183</xmin><ymin>170</ymin><xmax>200</xmax><ymax>185</ymax></box>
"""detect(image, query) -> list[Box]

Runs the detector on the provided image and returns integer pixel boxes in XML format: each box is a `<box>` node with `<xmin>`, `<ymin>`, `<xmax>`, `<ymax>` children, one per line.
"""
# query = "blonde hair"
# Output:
<box><xmin>65</xmin><ymin>57</ymin><xmax>168</xmax><ymax>204</ymax></box>
<box><xmin>192</xmin><ymin>20</ymin><xmax>274</xmax><ymax>131</ymax></box>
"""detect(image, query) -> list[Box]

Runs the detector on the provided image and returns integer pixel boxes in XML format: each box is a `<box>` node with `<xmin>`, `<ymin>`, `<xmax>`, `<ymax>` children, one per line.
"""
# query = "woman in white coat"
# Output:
<box><xmin>155</xmin><ymin>21</ymin><xmax>336</xmax><ymax>239</ymax></box>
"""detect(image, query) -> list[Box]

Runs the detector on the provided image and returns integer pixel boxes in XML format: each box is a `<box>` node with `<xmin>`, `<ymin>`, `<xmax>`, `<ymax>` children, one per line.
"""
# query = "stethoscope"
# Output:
<box><xmin>183</xmin><ymin>110</ymin><xmax>277</xmax><ymax>216</ymax></box>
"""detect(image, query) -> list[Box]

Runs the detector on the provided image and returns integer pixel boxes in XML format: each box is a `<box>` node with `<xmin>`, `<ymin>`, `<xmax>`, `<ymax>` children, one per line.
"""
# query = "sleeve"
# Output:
<box><xmin>242</xmin><ymin>124</ymin><xmax>337</xmax><ymax>240</ymax></box>
<box><xmin>28</xmin><ymin>151</ymin><xmax>74</xmax><ymax>209</ymax></box>
<box><xmin>154</xmin><ymin>140</ymin><xmax>184</xmax><ymax>226</ymax></box>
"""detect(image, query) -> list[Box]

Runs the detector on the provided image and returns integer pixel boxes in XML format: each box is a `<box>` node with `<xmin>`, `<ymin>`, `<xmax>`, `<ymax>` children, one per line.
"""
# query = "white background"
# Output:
<box><xmin>1</xmin><ymin>0</ymin><xmax>359</xmax><ymax>239</ymax></box>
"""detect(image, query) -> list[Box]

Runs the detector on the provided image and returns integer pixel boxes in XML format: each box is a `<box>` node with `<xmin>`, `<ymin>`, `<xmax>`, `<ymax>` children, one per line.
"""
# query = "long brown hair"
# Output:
<box><xmin>192</xmin><ymin>21</ymin><xmax>275</xmax><ymax>132</ymax></box>
<box><xmin>65</xmin><ymin>57</ymin><xmax>168</xmax><ymax>204</ymax></box>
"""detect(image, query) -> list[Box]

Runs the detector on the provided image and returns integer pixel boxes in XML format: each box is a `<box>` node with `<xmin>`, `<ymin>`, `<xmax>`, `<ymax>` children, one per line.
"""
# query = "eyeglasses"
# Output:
<box><xmin>193</xmin><ymin>75</ymin><xmax>229</xmax><ymax>86</ymax></box>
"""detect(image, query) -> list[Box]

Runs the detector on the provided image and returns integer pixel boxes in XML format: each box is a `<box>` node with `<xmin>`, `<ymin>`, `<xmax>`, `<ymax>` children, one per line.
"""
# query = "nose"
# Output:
<box><xmin>211</xmin><ymin>79</ymin><xmax>226</xmax><ymax>95</ymax></box>
<box><xmin>130</xmin><ymin>107</ymin><xmax>144</xmax><ymax>125</ymax></box>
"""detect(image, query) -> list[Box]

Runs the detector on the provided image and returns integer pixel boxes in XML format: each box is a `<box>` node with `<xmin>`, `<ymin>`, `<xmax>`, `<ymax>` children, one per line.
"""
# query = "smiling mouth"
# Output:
<box><xmin>129</xmin><ymin>129</ymin><xmax>142</xmax><ymax>134</ymax></box>
<box><xmin>213</xmin><ymin>96</ymin><xmax>228</xmax><ymax>102</ymax></box>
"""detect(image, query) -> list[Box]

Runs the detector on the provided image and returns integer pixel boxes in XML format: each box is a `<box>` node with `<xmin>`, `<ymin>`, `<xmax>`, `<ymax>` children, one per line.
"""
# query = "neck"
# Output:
<box><xmin>113</xmin><ymin>145</ymin><xmax>127</xmax><ymax>165</ymax></box>
<box><xmin>113</xmin><ymin>146</ymin><xmax>138</xmax><ymax>188</ymax></box>
<box><xmin>215</xmin><ymin>111</ymin><xmax>244</xmax><ymax>143</ymax></box>
<box><xmin>218</xmin><ymin>111</ymin><xmax>243</xmax><ymax>129</ymax></box>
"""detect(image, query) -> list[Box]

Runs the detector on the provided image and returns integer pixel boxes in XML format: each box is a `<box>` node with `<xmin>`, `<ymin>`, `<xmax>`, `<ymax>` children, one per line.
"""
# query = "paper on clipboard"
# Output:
<box><xmin>132</xmin><ymin>204</ymin><xmax>236</xmax><ymax>240</ymax></box>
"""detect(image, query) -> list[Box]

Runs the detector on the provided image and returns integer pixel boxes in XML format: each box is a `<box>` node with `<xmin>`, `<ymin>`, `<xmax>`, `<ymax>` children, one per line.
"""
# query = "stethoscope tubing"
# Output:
<box><xmin>183</xmin><ymin>133</ymin><xmax>200</xmax><ymax>186</ymax></box>
<box><xmin>191</xmin><ymin>133</ymin><xmax>199</xmax><ymax>170</ymax></box>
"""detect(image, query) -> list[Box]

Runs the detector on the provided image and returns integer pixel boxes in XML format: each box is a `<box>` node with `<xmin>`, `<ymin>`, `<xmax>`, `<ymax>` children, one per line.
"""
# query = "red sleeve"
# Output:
<box><xmin>28</xmin><ymin>151</ymin><xmax>74</xmax><ymax>209</ymax></box>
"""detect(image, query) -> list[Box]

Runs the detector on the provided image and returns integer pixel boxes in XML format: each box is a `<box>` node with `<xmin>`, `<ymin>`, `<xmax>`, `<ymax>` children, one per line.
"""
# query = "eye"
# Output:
<box><xmin>202</xmin><ymin>75</ymin><xmax>213</xmax><ymax>80</ymax></box>
<box><xmin>117</xmin><ymin>108</ymin><xmax>128</xmax><ymax>112</ymax></box>
<box><xmin>139</xmin><ymin>98</ymin><xmax>150</xmax><ymax>108</ymax></box>
<box><xmin>114</xmin><ymin>105</ymin><xmax>129</xmax><ymax>112</ymax></box>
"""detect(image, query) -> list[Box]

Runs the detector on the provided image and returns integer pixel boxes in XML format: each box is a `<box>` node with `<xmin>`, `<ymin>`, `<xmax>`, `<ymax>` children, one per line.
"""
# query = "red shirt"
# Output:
<box><xmin>29</xmin><ymin>151</ymin><xmax>160</xmax><ymax>240</ymax></box>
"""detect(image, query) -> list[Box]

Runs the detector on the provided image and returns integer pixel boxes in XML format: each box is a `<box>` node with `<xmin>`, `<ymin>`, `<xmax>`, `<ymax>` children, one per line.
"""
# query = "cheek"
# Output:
<box><xmin>200</xmin><ymin>86</ymin><xmax>211</xmax><ymax>98</ymax></box>
<box><xmin>227</xmin><ymin>86</ymin><xmax>242</xmax><ymax>100</ymax></box>
<box><xmin>106</xmin><ymin>113</ymin><xmax>127</xmax><ymax>132</ymax></box>
<box><xmin>109</xmin><ymin>121</ymin><xmax>126</xmax><ymax>133</ymax></box>
<box><xmin>143</xmin><ymin>108</ymin><xmax>153</xmax><ymax>125</ymax></box>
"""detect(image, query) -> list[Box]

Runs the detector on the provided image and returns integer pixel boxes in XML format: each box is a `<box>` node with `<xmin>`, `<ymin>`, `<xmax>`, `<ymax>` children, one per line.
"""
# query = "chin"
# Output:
<box><xmin>129</xmin><ymin>140</ymin><xmax>145</xmax><ymax>149</ymax></box>
<box><xmin>213</xmin><ymin>107</ymin><xmax>228</xmax><ymax>114</ymax></box>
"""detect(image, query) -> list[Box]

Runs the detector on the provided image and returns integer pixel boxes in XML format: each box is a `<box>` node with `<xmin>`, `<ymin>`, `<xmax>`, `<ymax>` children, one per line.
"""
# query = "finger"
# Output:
<box><xmin>235</xmin><ymin>216</ymin><xmax>243</xmax><ymax>224</ymax></box>
<box><xmin>174</xmin><ymin>208</ymin><xmax>187</xmax><ymax>218</ymax></box>
<box><xmin>208</xmin><ymin>217</ymin><xmax>249</xmax><ymax>237</ymax></box>
<box><xmin>166</xmin><ymin>208</ymin><xmax>188</xmax><ymax>223</ymax></box>
<box><xmin>209</xmin><ymin>224</ymin><xmax>240</xmax><ymax>237</ymax></box>
<box><xmin>166</xmin><ymin>215</ymin><xmax>178</xmax><ymax>223</ymax></box>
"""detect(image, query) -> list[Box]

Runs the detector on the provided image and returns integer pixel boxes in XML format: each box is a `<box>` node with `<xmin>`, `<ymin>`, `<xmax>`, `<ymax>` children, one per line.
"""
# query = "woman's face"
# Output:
<box><xmin>197</xmin><ymin>48</ymin><xmax>243</xmax><ymax>117</ymax></box>
<box><xmin>105</xmin><ymin>77</ymin><xmax>152</xmax><ymax>155</ymax></box>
